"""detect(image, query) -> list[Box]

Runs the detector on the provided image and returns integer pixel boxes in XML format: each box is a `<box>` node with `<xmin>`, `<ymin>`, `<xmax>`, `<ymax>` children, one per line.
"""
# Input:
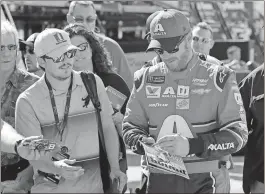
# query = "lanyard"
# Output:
<box><xmin>45</xmin><ymin>73</ymin><xmax>73</xmax><ymax>141</ymax></box>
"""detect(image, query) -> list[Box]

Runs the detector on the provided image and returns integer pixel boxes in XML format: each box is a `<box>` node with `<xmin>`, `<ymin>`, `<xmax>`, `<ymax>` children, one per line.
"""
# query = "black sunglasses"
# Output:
<box><xmin>152</xmin><ymin>33</ymin><xmax>188</xmax><ymax>55</ymax></box>
<box><xmin>41</xmin><ymin>50</ymin><xmax>77</xmax><ymax>63</ymax></box>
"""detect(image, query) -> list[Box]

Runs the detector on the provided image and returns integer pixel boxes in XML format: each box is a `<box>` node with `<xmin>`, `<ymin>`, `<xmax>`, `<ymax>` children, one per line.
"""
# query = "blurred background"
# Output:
<box><xmin>1</xmin><ymin>1</ymin><xmax>264</xmax><ymax>76</ymax></box>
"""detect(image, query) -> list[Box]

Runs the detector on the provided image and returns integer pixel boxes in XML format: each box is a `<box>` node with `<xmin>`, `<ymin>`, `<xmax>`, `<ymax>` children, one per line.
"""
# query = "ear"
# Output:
<box><xmin>36</xmin><ymin>57</ymin><xmax>46</xmax><ymax>69</ymax></box>
<box><xmin>209</xmin><ymin>40</ymin><xmax>215</xmax><ymax>49</ymax></box>
<box><xmin>67</xmin><ymin>14</ymin><xmax>74</xmax><ymax>24</ymax></box>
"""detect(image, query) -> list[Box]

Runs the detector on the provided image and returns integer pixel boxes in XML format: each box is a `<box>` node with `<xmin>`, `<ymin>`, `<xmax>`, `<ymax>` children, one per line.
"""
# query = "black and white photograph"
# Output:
<box><xmin>0</xmin><ymin>1</ymin><xmax>264</xmax><ymax>193</ymax></box>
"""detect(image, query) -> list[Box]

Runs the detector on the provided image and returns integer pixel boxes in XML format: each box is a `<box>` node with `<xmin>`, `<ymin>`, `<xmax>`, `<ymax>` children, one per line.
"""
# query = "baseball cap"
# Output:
<box><xmin>147</xmin><ymin>9</ymin><xmax>191</xmax><ymax>53</ymax></box>
<box><xmin>20</xmin><ymin>33</ymin><xmax>40</xmax><ymax>48</ymax></box>
<box><xmin>144</xmin><ymin>11</ymin><xmax>161</xmax><ymax>40</ymax></box>
<box><xmin>34</xmin><ymin>28</ymin><xmax>80</xmax><ymax>58</ymax></box>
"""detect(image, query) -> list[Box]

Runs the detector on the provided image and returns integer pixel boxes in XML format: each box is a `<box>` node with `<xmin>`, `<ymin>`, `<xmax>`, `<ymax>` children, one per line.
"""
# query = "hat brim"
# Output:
<box><xmin>47</xmin><ymin>44</ymin><xmax>80</xmax><ymax>58</ymax></box>
<box><xmin>19</xmin><ymin>39</ymin><xmax>34</xmax><ymax>47</ymax></box>
<box><xmin>146</xmin><ymin>36</ymin><xmax>184</xmax><ymax>53</ymax></box>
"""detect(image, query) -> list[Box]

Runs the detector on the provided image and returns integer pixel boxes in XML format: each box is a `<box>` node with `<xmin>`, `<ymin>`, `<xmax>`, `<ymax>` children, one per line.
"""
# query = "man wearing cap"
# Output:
<box><xmin>1</xmin><ymin>20</ymin><xmax>39</xmax><ymax>193</ymax></box>
<box><xmin>20</xmin><ymin>33</ymin><xmax>44</xmax><ymax>77</ymax></box>
<box><xmin>123</xmin><ymin>9</ymin><xmax>248</xmax><ymax>193</ymax></box>
<box><xmin>15</xmin><ymin>28</ymin><xmax>127</xmax><ymax>193</ymax></box>
<box><xmin>66</xmin><ymin>1</ymin><xmax>133</xmax><ymax>90</ymax></box>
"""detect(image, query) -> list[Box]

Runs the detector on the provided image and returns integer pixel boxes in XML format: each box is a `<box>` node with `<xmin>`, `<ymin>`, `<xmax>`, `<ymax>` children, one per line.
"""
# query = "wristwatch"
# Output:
<box><xmin>14</xmin><ymin>139</ymin><xmax>23</xmax><ymax>155</ymax></box>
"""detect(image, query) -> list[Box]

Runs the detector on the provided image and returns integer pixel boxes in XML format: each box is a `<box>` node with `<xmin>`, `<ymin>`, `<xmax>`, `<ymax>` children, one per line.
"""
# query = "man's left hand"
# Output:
<box><xmin>156</xmin><ymin>134</ymin><xmax>190</xmax><ymax>157</ymax></box>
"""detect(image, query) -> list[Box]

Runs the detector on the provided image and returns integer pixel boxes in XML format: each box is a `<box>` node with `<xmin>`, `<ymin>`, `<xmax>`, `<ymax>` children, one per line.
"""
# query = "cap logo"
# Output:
<box><xmin>153</xmin><ymin>23</ymin><xmax>166</xmax><ymax>36</ymax></box>
<box><xmin>53</xmin><ymin>32</ymin><xmax>66</xmax><ymax>45</ymax></box>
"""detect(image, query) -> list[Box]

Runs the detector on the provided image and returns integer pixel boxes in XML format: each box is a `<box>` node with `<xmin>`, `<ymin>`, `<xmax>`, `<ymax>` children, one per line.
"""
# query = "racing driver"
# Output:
<box><xmin>122</xmin><ymin>9</ymin><xmax>248</xmax><ymax>193</ymax></box>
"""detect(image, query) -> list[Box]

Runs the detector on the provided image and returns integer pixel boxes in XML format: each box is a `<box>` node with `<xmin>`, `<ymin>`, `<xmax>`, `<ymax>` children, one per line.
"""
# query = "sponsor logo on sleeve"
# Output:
<box><xmin>176</xmin><ymin>99</ymin><xmax>189</xmax><ymax>110</ymax></box>
<box><xmin>192</xmin><ymin>78</ymin><xmax>209</xmax><ymax>86</ymax></box>
<box><xmin>239</xmin><ymin>106</ymin><xmax>247</xmax><ymax>123</ymax></box>
<box><xmin>219</xmin><ymin>68</ymin><xmax>227</xmax><ymax>83</ymax></box>
<box><xmin>148</xmin><ymin>103</ymin><xmax>168</xmax><ymax>108</ymax></box>
<box><xmin>177</xmin><ymin>86</ymin><xmax>189</xmax><ymax>98</ymax></box>
<box><xmin>146</xmin><ymin>76</ymin><xmax>165</xmax><ymax>84</ymax></box>
<box><xmin>191</xmin><ymin>88</ymin><xmax>211</xmax><ymax>95</ymax></box>
<box><xmin>146</xmin><ymin>86</ymin><xmax>161</xmax><ymax>98</ymax></box>
<box><xmin>234</xmin><ymin>93</ymin><xmax>243</xmax><ymax>105</ymax></box>
<box><xmin>208</xmin><ymin>143</ymin><xmax>234</xmax><ymax>151</ymax></box>
<box><xmin>162</xmin><ymin>87</ymin><xmax>176</xmax><ymax>98</ymax></box>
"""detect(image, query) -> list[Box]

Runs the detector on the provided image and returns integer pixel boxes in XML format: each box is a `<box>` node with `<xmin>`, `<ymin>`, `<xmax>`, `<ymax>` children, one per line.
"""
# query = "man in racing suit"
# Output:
<box><xmin>123</xmin><ymin>9</ymin><xmax>248</xmax><ymax>193</ymax></box>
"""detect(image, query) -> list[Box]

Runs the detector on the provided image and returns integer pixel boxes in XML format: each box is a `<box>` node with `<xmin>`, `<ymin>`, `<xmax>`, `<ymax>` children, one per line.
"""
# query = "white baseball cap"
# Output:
<box><xmin>34</xmin><ymin>28</ymin><xmax>80</xmax><ymax>58</ymax></box>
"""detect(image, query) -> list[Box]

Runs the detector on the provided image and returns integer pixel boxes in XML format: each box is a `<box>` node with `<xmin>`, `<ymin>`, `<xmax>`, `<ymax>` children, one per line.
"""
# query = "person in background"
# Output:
<box><xmin>15</xmin><ymin>28</ymin><xmax>126</xmax><ymax>193</ymax></box>
<box><xmin>123</xmin><ymin>9</ymin><xmax>248</xmax><ymax>193</ymax></box>
<box><xmin>64</xmin><ymin>23</ymin><xmax>130</xmax><ymax>134</ymax></box>
<box><xmin>1</xmin><ymin>20</ymin><xmax>39</xmax><ymax>193</ymax></box>
<box><xmin>19</xmin><ymin>33</ymin><xmax>44</xmax><ymax>77</ymax></box>
<box><xmin>191</xmin><ymin>22</ymin><xmax>222</xmax><ymax>65</ymax></box>
<box><xmin>239</xmin><ymin>64</ymin><xmax>264</xmax><ymax>194</ymax></box>
<box><xmin>222</xmin><ymin>45</ymin><xmax>249</xmax><ymax>71</ymax></box>
<box><xmin>66</xmin><ymin>1</ymin><xmax>133</xmax><ymax>90</ymax></box>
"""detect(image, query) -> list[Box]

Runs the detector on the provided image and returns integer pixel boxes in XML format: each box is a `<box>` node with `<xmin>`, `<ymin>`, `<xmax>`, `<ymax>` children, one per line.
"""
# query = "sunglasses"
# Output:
<box><xmin>26</xmin><ymin>47</ymin><xmax>34</xmax><ymax>54</ymax></box>
<box><xmin>73</xmin><ymin>15</ymin><xmax>97</xmax><ymax>24</ymax></box>
<box><xmin>77</xmin><ymin>42</ymin><xmax>89</xmax><ymax>51</ymax></box>
<box><xmin>192</xmin><ymin>36</ymin><xmax>211</xmax><ymax>44</ymax></box>
<box><xmin>153</xmin><ymin>33</ymin><xmax>188</xmax><ymax>55</ymax></box>
<box><xmin>41</xmin><ymin>49</ymin><xmax>77</xmax><ymax>63</ymax></box>
<box><xmin>1</xmin><ymin>44</ymin><xmax>17</xmax><ymax>51</ymax></box>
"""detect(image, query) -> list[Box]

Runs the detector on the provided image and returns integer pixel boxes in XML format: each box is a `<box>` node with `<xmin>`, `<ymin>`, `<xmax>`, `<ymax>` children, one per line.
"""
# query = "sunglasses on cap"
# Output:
<box><xmin>192</xmin><ymin>36</ymin><xmax>211</xmax><ymax>44</ymax></box>
<box><xmin>1</xmin><ymin>44</ymin><xmax>17</xmax><ymax>51</ymax></box>
<box><xmin>41</xmin><ymin>49</ymin><xmax>77</xmax><ymax>63</ymax></box>
<box><xmin>153</xmin><ymin>33</ymin><xmax>188</xmax><ymax>55</ymax></box>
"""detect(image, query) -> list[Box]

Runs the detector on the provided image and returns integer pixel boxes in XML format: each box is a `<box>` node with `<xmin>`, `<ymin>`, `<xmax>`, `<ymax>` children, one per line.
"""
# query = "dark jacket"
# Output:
<box><xmin>239</xmin><ymin>65</ymin><xmax>264</xmax><ymax>194</ymax></box>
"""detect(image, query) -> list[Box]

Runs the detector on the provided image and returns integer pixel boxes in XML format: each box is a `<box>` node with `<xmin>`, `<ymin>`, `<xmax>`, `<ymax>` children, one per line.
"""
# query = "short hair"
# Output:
<box><xmin>227</xmin><ymin>45</ymin><xmax>241</xmax><ymax>55</ymax></box>
<box><xmin>193</xmin><ymin>22</ymin><xmax>213</xmax><ymax>38</ymax></box>
<box><xmin>63</xmin><ymin>23</ymin><xmax>115</xmax><ymax>75</ymax></box>
<box><xmin>68</xmin><ymin>1</ymin><xmax>95</xmax><ymax>16</ymax></box>
<box><xmin>1</xmin><ymin>21</ymin><xmax>19</xmax><ymax>48</ymax></box>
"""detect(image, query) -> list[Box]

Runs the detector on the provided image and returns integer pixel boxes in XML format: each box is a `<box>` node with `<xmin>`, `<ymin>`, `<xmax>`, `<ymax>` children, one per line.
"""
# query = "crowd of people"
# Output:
<box><xmin>1</xmin><ymin>1</ymin><xmax>263</xmax><ymax>194</ymax></box>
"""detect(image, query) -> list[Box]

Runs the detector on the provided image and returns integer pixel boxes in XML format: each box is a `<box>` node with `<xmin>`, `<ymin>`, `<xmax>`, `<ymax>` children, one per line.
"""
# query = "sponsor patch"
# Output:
<box><xmin>192</xmin><ymin>78</ymin><xmax>209</xmax><ymax>86</ymax></box>
<box><xmin>146</xmin><ymin>86</ymin><xmax>161</xmax><ymax>98</ymax></box>
<box><xmin>191</xmin><ymin>88</ymin><xmax>211</xmax><ymax>95</ymax></box>
<box><xmin>177</xmin><ymin>86</ymin><xmax>189</xmax><ymax>98</ymax></box>
<box><xmin>148</xmin><ymin>103</ymin><xmax>168</xmax><ymax>108</ymax></box>
<box><xmin>162</xmin><ymin>87</ymin><xmax>176</xmax><ymax>98</ymax></box>
<box><xmin>176</xmin><ymin>99</ymin><xmax>189</xmax><ymax>110</ymax></box>
<box><xmin>234</xmin><ymin>93</ymin><xmax>243</xmax><ymax>105</ymax></box>
<box><xmin>153</xmin><ymin>23</ymin><xmax>166</xmax><ymax>36</ymax></box>
<box><xmin>208</xmin><ymin>143</ymin><xmax>234</xmax><ymax>151</ymax></box>
<box><xmin>146</xmin><ymin>76</ymin><xmax>165</xmax><ymax>84</ymax></box>
<box><xmin>219</xmin><ymin>68</ymin><xmax>227</xmax><ymax>83</ymax></box>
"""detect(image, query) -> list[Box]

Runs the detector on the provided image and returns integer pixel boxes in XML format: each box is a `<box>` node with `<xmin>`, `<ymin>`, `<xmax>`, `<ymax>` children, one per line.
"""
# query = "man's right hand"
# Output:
<box><xmin>53</xmin><ymin>159</ymin><xmax>85</xmax><ymax>180</ymax></box>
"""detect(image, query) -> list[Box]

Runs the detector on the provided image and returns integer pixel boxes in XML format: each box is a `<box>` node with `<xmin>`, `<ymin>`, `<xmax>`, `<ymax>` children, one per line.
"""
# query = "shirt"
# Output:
<box><xmin>123</xmin><ymin>53</ymin><xmax>248</xmax><ymax>173</ymax></box>
<box><xmin>1</xmin><ymin>68</ymin><xmax>39</xmax><ymax>166</ymax></box>
<box><xmin>97</xmin><ymin>33</ymin><xmax>133</xmax><ymax>90</ymax></box>
<box><xmin>15</xmin><ymin>71</ymin><xmax>114</xmax><ymax>193</ymax></box>
<box><xmin>239</xmin><ymin>65</ymin><xmax>264</xmax><ymax>193</ymax></box>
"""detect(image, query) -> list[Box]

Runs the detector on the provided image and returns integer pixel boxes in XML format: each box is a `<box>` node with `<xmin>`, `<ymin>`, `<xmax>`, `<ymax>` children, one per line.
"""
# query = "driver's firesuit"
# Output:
<box><xmin>123</xmin><ymin>52</ymin><xmax>248</xmax><ymax>193</ymax></box>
